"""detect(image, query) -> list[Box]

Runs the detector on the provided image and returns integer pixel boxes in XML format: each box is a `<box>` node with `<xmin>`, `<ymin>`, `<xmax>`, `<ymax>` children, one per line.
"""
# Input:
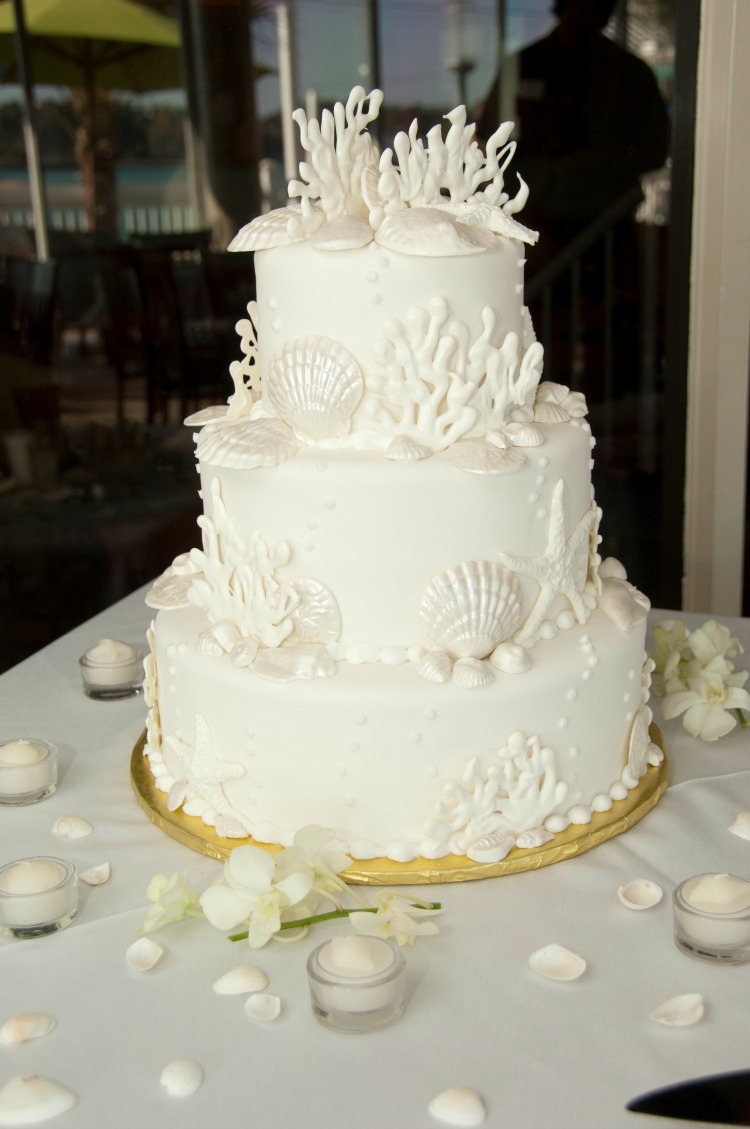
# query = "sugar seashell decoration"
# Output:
<box><xmin>416</xmin><ymin>651</ymin><xmax>454</xmax><ymax>685</ymax></box>
<box><xmin>287</xmin><ymin>578</ymin><xmax>342</xmax><ymax>644</ymax></box>
<box><xmin>490</xmin><ymin>642</ymin><xmax>532</xmax><ymax>674</ymax></box>
<box><xmin>375</xmin><ymin>208</ymin><xmax>496</xmax><ymax>257</ymax></box>
<box><xmin>649</xmin><ymin>993</ymin><xmax>704</xmax><ymax>1027</ymax></box>
<box><xmin>79</xmin><ymin>863</ymin><xmax>110</xmax><ymax>886</ymax></box>
<box><xmin>245</xmin><ymin>994</ymin><xmax>281</xmax><ymax>1022</ymax></box>
<box><xmin>160</xmin><ymin>1059</ymin><xmax>204</xmax><ymax>1098</ymax></box>
<box><xmin>125</xmin><ymin>937</ymin><xmax>163</xmax><ymax>972</ymax></box>
<box><xmin>0</xmin><ymin>1014</ymin><xmax>56</xmax><ymax>1046</ymax></box>
<box><xmin>617</xmin><ymin>879</ymin><xmax>663</xmax><ymax>910</ymax></box>
<box><xmin>213</xmin><ymin>965</ymin><xmax>269</xmax><ymax>995</ymax></box>
<box><xmin>729</xmin><ymin>812</ymin><xmax>750</xmax><ymax>841</ymax></box>
<box><xmin>427</xmin><ymin>1086</ymin><xmax>487</xmax><ymax>1127</ymax></box>
<box><xmin>451</xmin><ymin>658</ymin><xmax>495</xmax><ymax>690</ymax></box>
<box><xmin>529</xmin><ymin>943</ymin><xmax>587</xmax><ymax>982</ymax></box>
<box><xmin>385</xmin><ymin>435</ymin><xmax>433</xmax><ymax>461</ymax></box>
<box><xmin>145</xmin><ymin>567</ymin><xmax>197</xmax><ymax>610</ymax></box>
<box><xmin>308</xmin><ymin>216</ymin><xmax>373</xmax><ymax>251</ymax></box>
<box><xmin>265</xmin><ymin>336</ymin><xmax>364</xmax><ymax>441</ymax></box>
<box><xmin>51</xmin><ymin>815</ymin><xmax>92</xmax><ymax>839</ymax></box>
<box><xmin>420</xmin><ymin>561</ymin><xmax>524</xmax><ymax>660</ymax></box>
<box><xmin>0</xmin><ymin>1074</ymin><xmax>77</xmax><ymax>1126</ymax></box>
<box><xmin>183</xmin><ymin>404</ymin><xmax>229</xmax><ymax>427</ymax></box>
<box><xmin>196</xmin><ymin>418</ymin><xmax>298</xmax><ymax>470</ymax></box>
<box><xmin>447</xmin><ymin>439</ymin><xmax>527</xmax><ymax>476</ymax></box>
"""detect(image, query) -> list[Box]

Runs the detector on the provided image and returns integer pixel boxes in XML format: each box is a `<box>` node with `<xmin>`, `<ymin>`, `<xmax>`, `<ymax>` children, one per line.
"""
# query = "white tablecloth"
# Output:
<box><xmin>1</xmin><ymin>594</ymin><xmax>749</xmax><ymax>1129</ymax></box>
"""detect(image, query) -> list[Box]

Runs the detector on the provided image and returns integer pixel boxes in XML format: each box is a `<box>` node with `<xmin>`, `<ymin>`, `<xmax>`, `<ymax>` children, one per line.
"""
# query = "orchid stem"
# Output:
<box><xmin>736</xmin><ymin>709</ymin><xmax>749</xmax><ymax>730</ymax></box>
<box><xmin>227</xmin><ymin>900</ymin><xmax>442</xmax><ymax>943</ymax></box>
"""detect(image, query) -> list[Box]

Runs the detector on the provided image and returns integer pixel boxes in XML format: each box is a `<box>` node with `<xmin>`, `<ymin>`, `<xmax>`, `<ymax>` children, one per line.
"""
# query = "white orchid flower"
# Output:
<box><xmin>274</xmin><ymin>825</ymin><xmax>352</xmax><ymax>903</ymax></box>
<box><xmin>199</xmin><ymin>844</ymin><xmax>314</xmax><ymax>941</ymax></box>
<box><xmin>688</xmin><ymin>620</ymin><xmax>743</xmax><ymax>665</ymax></box>
<box><xmin>142</xmin><ymin>871</ymin><xmax>203</xmax><ymax>934</ymax></box>
<box><xmin>663</xmin><ymin>671</ymin><xmax>750</xmax><ymax>741</ymax></box>
<box><xmin>349</xmin><ymin>892</ymin><xmax>441</xmax><ymax>946</ymax></box>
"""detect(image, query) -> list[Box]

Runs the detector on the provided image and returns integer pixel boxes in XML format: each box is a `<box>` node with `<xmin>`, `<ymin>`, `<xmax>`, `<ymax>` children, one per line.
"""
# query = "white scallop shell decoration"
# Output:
<box><xmin>420</xmin><ymin>561</ymin><xmax>524</xmax><ymax>660</ymax></box>
<box><xmin>51</xmin><ymin>815</ymin><xmax>92</xmax><ymax>839</ymax></box>
<box><xmin>649</xmin><ymin>994</ymin><xmax>704</xmax><ymax>1027</ymax></box>
<box><xmin>146</xmin><ymin>567</ymin><xmax>198</xmax><ymax>611</ymax></box>
<box><xmin>617</xmin><ymin>879</ymin><xmax>663</xmax><ymax>910</ymax></box>
<box><xmin>213</xmin><ymin>965</ymin><xmax>269</xmax><ymax>996</ymax></box>
<box><xmin>196</xmin><ymin>418</ymin><xmax>298</xmax><ymax>469</ymax></box>
<box><xmin>230</xmin><ymin>639</ymin><xmax>260</xmax><ymax>668</ymax></box>
<box><xmin>288</xmin><ymin>578</ymin><xmax>341</xmax><ymax>644</ymax></box>
<box><xmin>515</xmin><ymin>827</ymin><xmax>554</xmax><ymax>850</ymax></box>
<box><xmin>308</xmin><ymin>216</ymin><xmax>373</xmax><ymax>251</ymax></box>
<box><xmin>183</xmin><ymin>404</ymin><xmax>229</xmax><ymax>428</ymax></box>
<box><xmin>465</xmin><ymin>830</ymin><xmax>515</xmax><ymax>864</ymax></box>
<box><xmin>416</xmin><ymin>651</ymin><xmax>454</xmax><ymax>684</ymax></box>
<box><xmin>385</xmin><ymin>434</ymin><xmax>433</xmax><ymax>461</ymax></box>
<box><xmin>729</xmin><ymin>812</ymin><xmax>750</xmax><ymax>841</ymax></box>
<box><xmin>244</xmin><ymin>994</ymin><xmax>281</xmax><ymax>1022</ymax></box>
<box><xmin>0</xmin><ymin>1074</ymin><xmax>77</xmax><ymax>1126</ymax></box>
<box><xmin>598</xmin><ymin>576</ymin><xmax>650</xmax><ymax>631</ymax></box>
<box><xmin>160</xmin><ymin>1059</ymin><xmax>204</xmax><ymax>1098</ymax></box>
<box><xmin>126</xmin><ymin>937</ymin><xmax>163</xmax><ymax>972</ymax></box>
<box><xmin>228</xmin><ymin>202</ymin><xmax>323</xmax><ymax>252</ymax></box>
<box><xmin>265</xmin><ymin>336</ymin><xmax>364</xmax><ymax>441</ymax></box>
<box><xmin>528</xmin><ymin>943</ymin><xmax>587</xmax><ymax>981</ymax></box>
<box><xmin>427</xmin><ymin>1086</ymin><xmax>487</xmax><ymax>1127</ymax></box>
<box><xmin>503</xmin><ymin>421</ymin><xmax>546</xmax><ymax>447</ymax></box>
<box><xmin>447</xmin><ymin>440</ymin><xmax>527</xmax><ymax>476</ymax></box>
<box><xmin>375</xmin><ymin>208</ymin><xmax>496</xmax><ymax>257</ymax></box>
<box><xmin>452</xmin><ymin>657</ymin><xmax>495</xmax><ymax>690</ymax></box>
<box><xmin>0</xmin><ymin>1014</ymin><xmax>56</xmax><ymax>1046</ymax></box>
<box><xmin>434</xmin><ymin>198</ymin><xmax>537</xmax><ymax>245</ymax></box>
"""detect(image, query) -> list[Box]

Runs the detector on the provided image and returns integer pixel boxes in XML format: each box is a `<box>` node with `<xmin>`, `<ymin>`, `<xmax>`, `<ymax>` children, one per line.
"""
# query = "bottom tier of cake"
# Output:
<box><xmin>146</xmin><ymin>605</ymin><xmax>661</xmax><ymax>865</ymax></box>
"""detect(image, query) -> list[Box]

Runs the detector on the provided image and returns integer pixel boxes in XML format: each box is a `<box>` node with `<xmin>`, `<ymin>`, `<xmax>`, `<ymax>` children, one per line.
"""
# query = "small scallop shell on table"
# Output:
<box><xmin>419</xmin><ymin>561</ymin><xmax>523</xmax><ymax>660</ymax></box>
<box><xmin>427</xmin><ymin>1086</ymin><xmax>487</xmax><ymax>1127</ymax></box>
<box><xmin>160</xmin><ymin>1059</ymin><xmax>204</xmax><ymax>1098</ymax></box>
<box><xmin>244</xmin><ymin>994</ymin><xmax>281</xmax><ymax>1022</ymax></box>
<box><xmin>125</xmin><ymin>937</ymin><xmax>163</xmax><ymax>972</ymax></box>
<box><xmin>264</xmin><ymin>336</ymin><xmax>364</xmax><ymax>441</ymax></box>
<box><xmin>528</xmin><ymin>943</ymin><xmax>587</xmax><ymax>981</ymax></box>
<box><xmin>0</xmin><ymin>1013</ymin><xmax>56</xmax><ymax>1046</ymax></box>
<box><xmin>213</xmin><ymin>964</ymin><xmax>268</xmax><ymax>995</ymax></box>
<box><xmin>0</xmin><ymin>1074</ymin><xmax>77</xmax><ymax>1126</ymax></box>
<box><xmin>51</xmin><ymin>815</ymin><xmax>92</xmax><ymax>839</ymax></box>
<box><xmin>617</xmin><ymin>879</ymin><xmax>663</xmax><ymax>910</ymax></box>
<box><xmin>649</xmin><ymin>993</ymin><xmax>704</xmax><ymax>1026</ymax></box>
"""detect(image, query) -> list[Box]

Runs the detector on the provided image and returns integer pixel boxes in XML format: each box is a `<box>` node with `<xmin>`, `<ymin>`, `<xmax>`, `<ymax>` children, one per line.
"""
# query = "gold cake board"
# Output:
<box><xmin>131</xmin><ymin>729</ymin><xmax>668</xmax><ymax>886</ymax></box>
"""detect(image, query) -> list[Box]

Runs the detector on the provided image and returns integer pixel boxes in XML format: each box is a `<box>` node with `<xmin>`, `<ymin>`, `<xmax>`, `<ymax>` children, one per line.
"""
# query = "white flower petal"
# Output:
<box><xmin>199</xmin><ymin>885</ymin><xmax>254</xmax><ymax>930</ymax></box>
<box><xmin>225</xmin><ymin>844</ymin><xmax>276</xmax><ymax>894</ymax></box>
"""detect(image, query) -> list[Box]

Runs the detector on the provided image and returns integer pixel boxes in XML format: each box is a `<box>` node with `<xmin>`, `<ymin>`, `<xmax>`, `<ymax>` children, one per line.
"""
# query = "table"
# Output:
<box><xmin>1</xmin><ymin>594</ymin><xmax>749</xmax><ymax>1129</ymax></box>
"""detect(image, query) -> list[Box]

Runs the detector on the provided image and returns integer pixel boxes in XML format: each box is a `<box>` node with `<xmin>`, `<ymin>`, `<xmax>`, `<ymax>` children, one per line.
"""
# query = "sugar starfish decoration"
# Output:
<box><xmin>166</xmin><ymin>714</ymin><xmax>245</xmax><ymax>817</ymax></box>
<box><xmin>498</xmin><ymin>479</ymin><xmax>597</xmax><ymax>645</ymax></box>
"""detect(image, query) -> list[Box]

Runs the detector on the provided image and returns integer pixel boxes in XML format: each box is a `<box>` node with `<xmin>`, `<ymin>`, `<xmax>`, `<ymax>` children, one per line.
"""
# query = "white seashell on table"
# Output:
<box><xmin>649</xmin><ymin>993</ymin><xmax>704</xmax><ymax>1026</ymax></box>
<box><xmin>160</xmin><ymin>1059</ymin><xmax>204</xmax><ymax>1098</ymax></box>
<box><xmin>617</xmin><ymin>879</ymin><xmax>663</xmax><ymax>910</ymax></box>
<box><xmin>729</xmin><ymin>812</ymin><xmax>750</xmax><ymax>841</ymax></box>
<box><xmin>0</xmin><ymin>1074</ymin><xmax>76</xmax><ymax>1126</ymax></box>
<box><xmin>427</xmin><ymin>1086</ymin><xmax>486</xmax><ymax>1127</ymax></box>
<box><xmin>79</xmin><ymin>863</ymin><xmax>110</xmax><ymax>886</ymax></box>
<box><xmin>126</xmin><ymin>937</ymin><xmax>163</xmax><ymax>972</ymax></box>
<box><xmin>51</xmin><ymin>815</ymin><xmax>92</xmax><ymax>839</ymax></box>
<box><xmin>213</xmin><ymin>965</ymin><xmax>268</xmax><ymax>995</ymax></box>
<box><xmin>244</xmin><ymin>994</ymin><xmax>281</xmax><ymax>1022</ymax></box>
<box><xmin>0</xmin><ymin>1014</ymin><xmax>56</xmax><ymax>1046</ymax></box>
<box><xmin>528</xmin><ymin>943</ymin><xmax>587</xmax><ymax>981</ymax></box>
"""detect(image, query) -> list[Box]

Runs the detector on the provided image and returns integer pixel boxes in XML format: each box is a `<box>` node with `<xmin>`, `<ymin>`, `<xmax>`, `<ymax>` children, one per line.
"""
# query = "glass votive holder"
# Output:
<box><xmin>0</xmin><ymin>739</ymin><xmax>57</xmax><ymax>805</ymax></box>
<box><xmin>0</xmin><ymin>857</ymin><xmax>78</xmax><ymax>939</ymax></box>
<box><xmin>79</xmin><ymin>639</ymin><xmax>143</xmax><ymax>700</ymax></box>
<box><xmin>673</xmin><ymin>873</ymin><xmax>750</xmax><ymax>964</ymax></box>
<box><xmin>307</xmin><ymin>934</ymin><xmax>406</xmax><ymax>1033</ymax></box>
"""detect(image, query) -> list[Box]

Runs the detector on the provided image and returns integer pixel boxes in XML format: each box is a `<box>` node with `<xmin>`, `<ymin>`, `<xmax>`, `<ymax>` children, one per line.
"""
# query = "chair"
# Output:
<box><xmin>1</xmin><ymin>257</ymin><xmax>59</xmax><ymax>366</ymax></box>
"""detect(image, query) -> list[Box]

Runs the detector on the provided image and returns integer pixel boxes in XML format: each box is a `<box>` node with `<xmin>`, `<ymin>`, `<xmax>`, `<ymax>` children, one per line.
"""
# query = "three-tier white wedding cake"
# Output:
<box><xmin>142</xmin><ymin>88</ymin><xmax>661</xmax><ymax>866</ymax></box>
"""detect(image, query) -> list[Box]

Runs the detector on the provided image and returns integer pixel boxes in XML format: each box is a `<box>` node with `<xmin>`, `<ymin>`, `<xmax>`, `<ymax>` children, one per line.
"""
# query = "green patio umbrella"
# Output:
<box><xmin>0</xmin><ymin>0</ymin><xmax>182</xmax><ymax>247</ymax></box>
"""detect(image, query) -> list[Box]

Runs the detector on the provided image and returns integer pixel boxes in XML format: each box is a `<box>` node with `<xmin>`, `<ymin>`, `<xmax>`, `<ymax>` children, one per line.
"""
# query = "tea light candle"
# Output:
<box><xmin>673</xmin><ymin>873</ymin><xmax>750</xmax><ymax>964</ymax></box>
<box><xmin>79</xmin><ymin>639</ymin><xmax>143</xmax><ymax>700</ymax></box>
<box><xmin>307</xmin><ymin>934</ymin><xmax>406</xmax><ymax>1032</ymax></box>
<box><xmin>0</xmin><ymin>739</ymin><xmax>57</xmax><ymax>804</ymax></box>
<box><xmin>0</xmin><ymin>857</ymin><xmax>78</xmax><ymax>939</ymax></box>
